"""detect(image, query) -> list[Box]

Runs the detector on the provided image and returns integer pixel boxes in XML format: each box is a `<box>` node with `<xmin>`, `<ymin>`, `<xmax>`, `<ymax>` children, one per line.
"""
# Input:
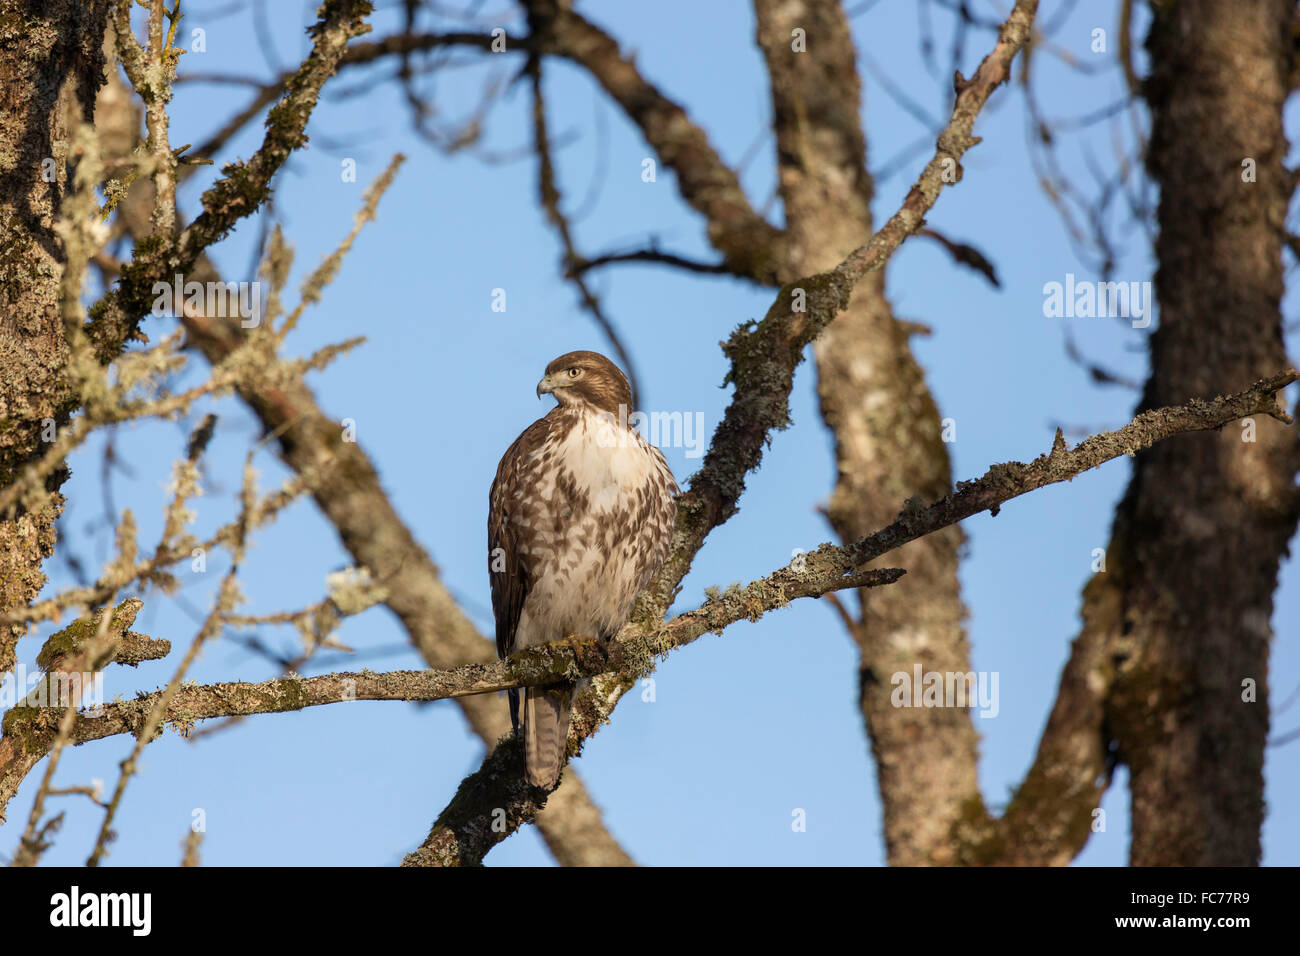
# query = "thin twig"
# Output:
<box><xmin>528</xmin><ymin>56</ymin><xmax>643</xmax><ymax>408</ymax></box>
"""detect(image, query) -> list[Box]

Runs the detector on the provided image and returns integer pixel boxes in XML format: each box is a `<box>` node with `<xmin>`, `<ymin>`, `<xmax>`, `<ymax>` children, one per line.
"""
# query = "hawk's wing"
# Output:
<box><xmin>488</xmin><ymin>415</ymin><xmax>552</xmax><ymax>660</ymax></box>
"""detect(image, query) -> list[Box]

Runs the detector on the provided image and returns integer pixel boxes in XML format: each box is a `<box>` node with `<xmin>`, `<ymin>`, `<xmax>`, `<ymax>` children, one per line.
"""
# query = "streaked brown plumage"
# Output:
<box><xmin>489</xmin><ymin>351</ymin><xmax>677</xmax><ymax>787</ymax></box>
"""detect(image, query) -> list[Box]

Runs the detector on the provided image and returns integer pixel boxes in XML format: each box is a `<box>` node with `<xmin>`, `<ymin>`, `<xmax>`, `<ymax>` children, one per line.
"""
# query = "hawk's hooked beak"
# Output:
<box><xmin>536</xmin><ymin>374</ymin><xmax>554</xmax><ymax>400</ymax></box>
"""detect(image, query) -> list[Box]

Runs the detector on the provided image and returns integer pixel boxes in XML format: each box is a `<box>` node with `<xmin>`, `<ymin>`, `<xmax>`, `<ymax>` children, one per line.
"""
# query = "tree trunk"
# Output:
<box><xmin>1106</xmin><ymin>0</ymin><xmax>1300</xmax><ymax>865</ymax></box>
<box><xmin>754</xmin><ymin>0</ymin><xmax>982</xmax><ymax>865</ymax></box>
<box><xmin>0</xmin><ymin>0</ymin><xmax>112</xmax><ymax>672</ymax></box>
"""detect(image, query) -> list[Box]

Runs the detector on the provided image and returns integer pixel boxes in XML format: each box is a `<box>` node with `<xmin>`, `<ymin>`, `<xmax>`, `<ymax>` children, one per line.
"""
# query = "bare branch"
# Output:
<box><xmin>647</xmin><ymin>0</ymin><xmax>1041</xmax><ymax>616</ymax></box>
<box><xmin>186</xmin><ymin>30</ymin><xmax>522</xmax><ymax>165</ymax></box>
<box><xmin>917</xmin><ymin>226</ymin><xmax>1000</xmax><ymax>287</ymax></box>
<box><xmin>528</xmin><ymin>57</ymin><xmax>642</xmax><ymax>407</ymax></box>
<box><xmin>568</xmin><ymin>248</ymin><xmax>738</xmax><ymax>280</ymax></box>
<box><xmin>525</xmin><ymin>0</ymin><xmax>786</xmax><ymax>282</ymax></box>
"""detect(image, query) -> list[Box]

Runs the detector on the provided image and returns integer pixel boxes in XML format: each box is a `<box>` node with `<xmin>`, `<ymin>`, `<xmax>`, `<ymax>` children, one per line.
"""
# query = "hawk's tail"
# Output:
<box><xmin>523</xmin><ymin>684</ymin><xmax>572</xmax><ymax>789</ymax></box>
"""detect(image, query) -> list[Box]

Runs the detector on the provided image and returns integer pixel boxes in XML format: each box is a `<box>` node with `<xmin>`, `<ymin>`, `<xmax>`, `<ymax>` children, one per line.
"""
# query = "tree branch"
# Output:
<box><xmin>568</xmin><ymin>248</ymin><xmax>739</xmax><ymax>279</ymax></box>
<box><xmin>404</xmin><ymin>362</ymin><xmax>1294</xmax><ymax>865</ymax></box>
<box><xmin>91</xmin><ymin>59</ymin><xmax>635</xmax><ymax>862</ymax></box>
<box><xmin>401</xmin><ymin>0</ymin><xmax>1040</xmax><ymax>866</ymax></box>
<box><xmin>917</xmin><ymin>226</ymin><xmax>1000</xmax><ymax>287</ymax></box>
<box><xmin>527</xmin><ymin>55</ymin><xmax>642</xmax><ymax>407</ymax></box>
<box><xmin>524</xmin><ymin>0</ymin><xmax>787</xmax><ymax>282</ymax></box>
<box><xmin>84</xmin><ymin>0</ymin><xmax>375</xmax><ymax>361</ymax></box>
<box><xmin>186</xmin><ymin>30</ymin><xmax>525</xmax><ymax>165</ymax></box>
<box><xmin>3</xmin><ymin>563</ymin><xmax>906</xmax><ymax>757</ymax></box>
<box><xmin>647</xmin><ymin>0</ymin><xmax>1041</xmax><ymax>616</ymax></box>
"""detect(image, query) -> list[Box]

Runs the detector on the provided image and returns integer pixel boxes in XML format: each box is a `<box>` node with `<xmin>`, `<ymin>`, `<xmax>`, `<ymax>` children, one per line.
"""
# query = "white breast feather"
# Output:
<box><xmin>513</xmin><ymin>409</ymin><xmax>675</xmax><ymax>651</ymax></box>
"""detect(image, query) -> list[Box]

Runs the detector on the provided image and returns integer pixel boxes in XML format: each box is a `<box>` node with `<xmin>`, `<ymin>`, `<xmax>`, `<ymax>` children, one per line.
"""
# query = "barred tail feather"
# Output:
<box><xmin>524</xmin><ymin>685</ymin><xmax>572</xmax><ymax>788</ymax></box>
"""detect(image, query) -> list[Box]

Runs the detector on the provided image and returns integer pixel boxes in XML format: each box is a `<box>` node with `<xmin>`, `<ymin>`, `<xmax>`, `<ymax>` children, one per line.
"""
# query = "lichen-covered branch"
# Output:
<box><xmin>403</xmin><ymin>0</ymin><xmax>1039</xmax><ymax>866</ymax></box>
<box><xmin>404</xmin><ymin>364</ymin><xmax>1294</xmax><ymax>865</ymax></box>
<box><xmin>86</xmin><ymin>459</ymin><xmax>256</xmax><ymax>866</ymax></box>
<box><xmin>644</xmin><ymin>0</ymin><xmax>1041</xmax><ymax>620</ymax></box>
<box><xmin>112</xmin><ymin>0</ymin><xmax>181</xmax><ymax>235</ymax></box>
<box><xmin>1</xmin><ymin>559</ymin><xmax>905</xmax><ymax>787</ymax></box>
<box><xmin>84</xmin><ymin>0</ymin><xmax>375</xmax><ymax>361</ymax></box>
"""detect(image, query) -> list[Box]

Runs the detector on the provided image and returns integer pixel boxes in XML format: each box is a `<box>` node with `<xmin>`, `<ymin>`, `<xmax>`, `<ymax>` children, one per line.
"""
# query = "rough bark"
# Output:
<box><xmin>0</xmin><ymin>0</ymin><xmax>112</xmax><ymax>674</ymax></box>
<box><xmin>1105</xmin><ymin>0</ymin><xmax>1300</xmax><ymax>865</ymax></box>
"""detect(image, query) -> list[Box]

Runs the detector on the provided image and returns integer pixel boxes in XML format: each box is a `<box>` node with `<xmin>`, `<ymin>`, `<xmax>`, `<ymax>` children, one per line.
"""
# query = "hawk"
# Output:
<box><xmin>489</xmin><ymin>350</ymin><xmax>678</xmax><ymax>788</ymax></box>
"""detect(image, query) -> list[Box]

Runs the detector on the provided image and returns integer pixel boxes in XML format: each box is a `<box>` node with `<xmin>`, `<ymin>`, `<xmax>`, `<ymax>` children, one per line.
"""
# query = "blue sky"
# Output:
<box><xmin>11</xmin><ymin>0</ymin><xmax>1298</xmax><ymax>866</ymax></box>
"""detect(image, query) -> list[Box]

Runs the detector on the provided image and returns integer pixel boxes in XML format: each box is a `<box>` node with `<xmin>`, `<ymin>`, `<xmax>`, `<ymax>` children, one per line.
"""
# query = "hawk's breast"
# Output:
<box><xmin>511</xmin><ymin>408</ymin><xmax>676</xmax><ymax>648</ymax></box>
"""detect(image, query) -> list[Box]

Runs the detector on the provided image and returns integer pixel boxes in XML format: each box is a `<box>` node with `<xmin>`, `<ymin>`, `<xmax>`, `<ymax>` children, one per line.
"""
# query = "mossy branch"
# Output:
<box><xmin>0</xmin><ymin>367</ymin><xmax>1289</xmax><ymax>846</ymax></box>
<box><xmin>405</xmin><ymin>0</ymin><xmax>1043</xmax><ymax>868</ymax></box>
<box><xmin>33</xmin><ymin>598</ymin><xmax>164</xmax><ymax>673</ymax></box>
<box><xmin>404</xmin><ymin>363</ymin><xmax>1296</xmax><ymax>867</ymax></box>
<box><xmin>85</xmin><ymin>0</ymin><xmax>375</xmax><ymax>362</ymax></box>
<box><xmin>0</xmin><ymin>552</ymin><xmax>900</xmax><ymax>837</ymax></box>
<box><xmin>1</xmin><ymin>563</ymin><xmax>904</xmax><ymax>757</ymax></box>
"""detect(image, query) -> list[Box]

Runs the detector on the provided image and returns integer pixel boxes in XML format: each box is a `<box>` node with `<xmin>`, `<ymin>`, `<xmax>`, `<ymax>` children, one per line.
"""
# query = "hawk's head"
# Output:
<box><xmin>536</xmin><ymin>350</ymin><xmax>632</xmax><ymax>415</ymax></box>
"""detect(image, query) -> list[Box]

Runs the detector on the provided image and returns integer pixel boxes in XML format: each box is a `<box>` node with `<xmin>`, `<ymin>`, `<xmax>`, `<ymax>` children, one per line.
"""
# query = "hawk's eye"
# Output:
<box><xmin>567</xmin><ymin>367</ymin><xmax>582</xmax><ymax>379</ymax></box>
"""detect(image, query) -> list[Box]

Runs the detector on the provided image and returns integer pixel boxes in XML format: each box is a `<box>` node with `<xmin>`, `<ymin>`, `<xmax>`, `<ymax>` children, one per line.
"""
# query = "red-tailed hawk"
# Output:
<box><xmin>489</xmin><ymin>350</ymin><xmax>678</xmax><ymax>787</ymax></box>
